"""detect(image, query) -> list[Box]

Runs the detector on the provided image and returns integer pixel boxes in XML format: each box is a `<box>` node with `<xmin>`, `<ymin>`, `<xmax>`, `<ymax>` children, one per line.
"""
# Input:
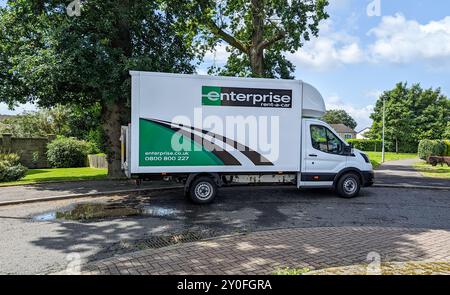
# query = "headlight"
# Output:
<box><xmin>360</xmin><ymin>152</ymin><xmax>370</xmax><ymax>163</ymax></box>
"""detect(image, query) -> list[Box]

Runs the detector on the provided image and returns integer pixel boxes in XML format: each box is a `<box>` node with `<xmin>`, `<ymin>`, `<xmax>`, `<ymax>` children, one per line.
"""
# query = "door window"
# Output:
<box><xmin>310</xmin><ymin>125</ymin><xmax>343</xmax><ymax>155</ymax></box>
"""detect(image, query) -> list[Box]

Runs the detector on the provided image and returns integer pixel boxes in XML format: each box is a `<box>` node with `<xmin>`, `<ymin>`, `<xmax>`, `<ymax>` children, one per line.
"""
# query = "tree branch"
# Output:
<box><xmin>204</xmin><ymin>19</ymin><xmax>248</xmax><ymax>54</ymax></box>
<box><xmin>259</xmin><ymin>30</ymin><xmax>286</xmax><ymax>50</ymax></box>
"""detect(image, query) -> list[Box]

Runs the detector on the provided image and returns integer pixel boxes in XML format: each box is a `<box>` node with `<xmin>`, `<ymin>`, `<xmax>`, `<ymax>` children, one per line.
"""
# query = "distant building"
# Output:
<box><xmin>330</xmin><ymin>123</ymin><xmax>357</xmax><ymax>140</ymax></box>
<box><xmin>356</xmin><ymin>127</ymin><xmax>371</xmax><ymax>139</ymax></box>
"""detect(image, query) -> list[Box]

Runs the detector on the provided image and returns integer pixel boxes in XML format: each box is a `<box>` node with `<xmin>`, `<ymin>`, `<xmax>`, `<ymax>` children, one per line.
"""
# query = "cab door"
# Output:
<box><xmin>300</xmin><ymin>121</ymin><xmax>347</xmax><ymax>186</ymax></box>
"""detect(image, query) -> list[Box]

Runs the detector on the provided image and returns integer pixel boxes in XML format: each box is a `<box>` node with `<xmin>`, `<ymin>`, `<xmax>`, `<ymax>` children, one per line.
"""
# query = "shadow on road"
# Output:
<box><xmin>25</xmin><ymin>185</ymin><xmax>449</xmax><ymax>272</ymax></box>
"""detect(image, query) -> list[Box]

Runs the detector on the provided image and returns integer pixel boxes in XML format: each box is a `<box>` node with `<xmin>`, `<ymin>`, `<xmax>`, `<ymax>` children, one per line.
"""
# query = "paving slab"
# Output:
<box><xmin>79</xmin><ymin>227</ymin><xmax>450</xmax><ymax>275</ymax></box>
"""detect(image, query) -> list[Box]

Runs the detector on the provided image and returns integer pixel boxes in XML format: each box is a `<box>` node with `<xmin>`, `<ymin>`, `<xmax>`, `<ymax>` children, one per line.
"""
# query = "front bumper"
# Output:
<box><xmin>361</xmin><ymin>171</ymin><xmax>374</xmax><ymax>187</ymax></box>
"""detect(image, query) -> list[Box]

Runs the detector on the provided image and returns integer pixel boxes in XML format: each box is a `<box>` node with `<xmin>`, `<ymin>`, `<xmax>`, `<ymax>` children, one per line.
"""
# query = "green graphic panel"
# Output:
<box><xmin>202</xmin><ymin>86</ymin><xmax>222</xmax><ymax>106</ymax></box>
<box><xmin>139</xmin><ymin>119</ymin><xmax>224</xmax><ymax>166</ymax></box>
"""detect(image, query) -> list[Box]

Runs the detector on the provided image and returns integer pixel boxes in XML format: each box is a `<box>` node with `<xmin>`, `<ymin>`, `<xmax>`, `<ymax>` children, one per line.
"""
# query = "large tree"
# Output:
<box><xmin>171</xmin><ymin>0</ymin><xmax>329</xmax><ymax>78</ymax></box>
<box><xmin>369</xmin><ymin>83</ymin><xmax>450</xmax><ymax>153</ymax></box>
<box><xmin>0</xmin><ymin>0</ymin><xmax>197</xmax><ymax>177</ymax></box>
<box><xmin>321</xmin><ymin>109</ymin><xmax>357</xmax><ymax>130</ymax></box>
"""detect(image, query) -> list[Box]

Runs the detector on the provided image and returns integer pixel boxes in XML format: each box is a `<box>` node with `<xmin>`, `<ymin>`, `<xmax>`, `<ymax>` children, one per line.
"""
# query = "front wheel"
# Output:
<box><xmin>336</xmin><ymin>173</ymin><xmax>361</xmax><ymax>198</ymax></box>
<box><xmin>188</xmin><ymin>176</ymin><xmax>217</xmax><ymax>204</ymax></box>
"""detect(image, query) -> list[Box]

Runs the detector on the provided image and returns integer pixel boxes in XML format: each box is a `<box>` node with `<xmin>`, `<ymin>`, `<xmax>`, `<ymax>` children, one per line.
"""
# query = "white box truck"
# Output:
<box><xmin>121</xmin><ymin>71</ymin><xmax>374</xmax><ymax>203</ymax></box>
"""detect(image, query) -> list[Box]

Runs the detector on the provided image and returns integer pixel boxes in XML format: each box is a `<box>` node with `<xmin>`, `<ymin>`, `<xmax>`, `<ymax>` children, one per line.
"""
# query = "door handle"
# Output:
<box><xmin>309</xmin><ymin>154</ymin><xmax>318</xmax><ymax>157</ymax></box>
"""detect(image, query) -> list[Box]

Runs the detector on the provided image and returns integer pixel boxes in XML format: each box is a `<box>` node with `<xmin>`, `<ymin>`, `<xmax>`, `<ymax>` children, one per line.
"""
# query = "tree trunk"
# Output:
<box><xmin>249</xmin><ymin>48</ymin><xmax>264</xmax><ymax>76</ymax></box>
<box><xmin>396</xmin><ymin>138</ymin><xmax>399</xmax><ymax>153</ymax></box>
<box><xmin>103</xmin><ymin>0</ymin><xmax>131</xmax><ymax>178</ymax></box>
<box><xmin>101</xmin><ymin>101</ymin><xmax>126</xmax><ymax>178</ymax></box>
<box><xmin>249</xmin><ymin>0</ymin><xmax>264</xmax><ymax>77</ymax></box>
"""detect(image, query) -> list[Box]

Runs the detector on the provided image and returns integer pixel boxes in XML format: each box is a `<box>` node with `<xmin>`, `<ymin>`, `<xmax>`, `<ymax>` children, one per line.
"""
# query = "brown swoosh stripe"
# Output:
<box><xmin>145</xmin><ymin>119</ymin><xmax>241</xmax><ymax>166</ymax></box>
<box><xmin>154</xmin><ymin>119</ymin><xmax>274</xmax><ymax>166</ymax></box>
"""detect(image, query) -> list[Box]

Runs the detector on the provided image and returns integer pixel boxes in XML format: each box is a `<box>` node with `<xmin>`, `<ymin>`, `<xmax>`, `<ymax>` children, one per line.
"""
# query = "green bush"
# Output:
<box><xmin>0</xmin><ymin>153</ymin><xmax>27</xmax><ymax>182</ymax></box>
<box><xmin>47</xmin><ymin>136</ymin><xmax>92</xmax><ymax>168</ymax></box>
<box><xmin>418</xmin><ymin>139</ymin><xmax>447</xmax><ymax>160</ymax></box>
<box><xmin>347</xmin><ymin>139</ymin><xmax>383</xmax><ymax>152</ymax></box>
<box><xmin>444</xmin><ymin>140</ymin><xmax>450</xmax><ymax>156</ymax></box>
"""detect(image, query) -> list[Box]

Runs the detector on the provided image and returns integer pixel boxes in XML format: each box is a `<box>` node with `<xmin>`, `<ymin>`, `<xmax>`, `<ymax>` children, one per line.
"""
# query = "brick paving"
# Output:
<box><xmin>80</xmin><ymin>227</ymin><xmax>450</xmax><ymax>275</ymax></box>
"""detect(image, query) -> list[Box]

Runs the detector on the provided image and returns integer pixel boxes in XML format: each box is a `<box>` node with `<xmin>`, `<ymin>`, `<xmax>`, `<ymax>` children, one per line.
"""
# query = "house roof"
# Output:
<box><xmin>357</xmin><ymin>127</ymin><xmax>371</xmax><ymax>134</ymax></box>
<box><xmin>330</xmin><ymin>123</ymin><xmax>356</xmax><ymax>133</ymax></box>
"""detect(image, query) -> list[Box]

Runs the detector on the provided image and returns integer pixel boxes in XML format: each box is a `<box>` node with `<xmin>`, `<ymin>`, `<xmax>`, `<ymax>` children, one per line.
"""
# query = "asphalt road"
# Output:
<box><xmin>0</xmin><ymin>186</ymin><xmax>449</xmax><ymax>274</ymax></box>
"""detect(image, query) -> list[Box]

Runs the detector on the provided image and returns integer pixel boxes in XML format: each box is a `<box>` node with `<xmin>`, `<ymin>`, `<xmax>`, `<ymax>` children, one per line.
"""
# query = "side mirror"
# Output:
<box><xmin>343</xmin><ymin>145</ymin><xmax>353</xmax><ymax>155</ymax></box>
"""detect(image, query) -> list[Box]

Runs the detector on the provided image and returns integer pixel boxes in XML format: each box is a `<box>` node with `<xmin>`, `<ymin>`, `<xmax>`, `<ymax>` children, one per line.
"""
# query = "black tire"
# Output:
<box><xmin>188</xmin><ymin>176</ymin><xmax>217</xmax><ymax>204</ymax></box>
<box><xmin>336</xmin><ymin>173</ymin><xmax>361</xmax><ymax>198</ymax></box>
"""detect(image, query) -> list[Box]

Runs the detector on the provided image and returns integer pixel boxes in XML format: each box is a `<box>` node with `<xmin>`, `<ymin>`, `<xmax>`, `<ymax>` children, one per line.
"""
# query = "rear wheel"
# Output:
<box><xmin>188</xmin><ymin>176</ymin><xmax>217</xmax><ymax>204</ymax></box>
<box><xmin>336</xmin><ymin>173</ymin><xmax>361</xmax><ymax>198</ymax></box>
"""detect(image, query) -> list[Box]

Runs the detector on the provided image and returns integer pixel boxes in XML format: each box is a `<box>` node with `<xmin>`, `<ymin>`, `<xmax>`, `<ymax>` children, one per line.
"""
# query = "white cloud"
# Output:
<box><xmin>289</xmin><ymin>14</ymin><xmax>450</xmax><ymax>71</ymax></box>
<box><xmin>288</xmin><ymin>21</ymin><xmax>364</xmax><ymax>71</ymax></box>
<box><xmin>368</xmin><ymin>14</ymin><xmax>450</xmax><ymax>65</ymax></box>
<box><xmin>324</xmin><ymin>95</ymin><xmax>374</xmax><ymax>130</ymax></box>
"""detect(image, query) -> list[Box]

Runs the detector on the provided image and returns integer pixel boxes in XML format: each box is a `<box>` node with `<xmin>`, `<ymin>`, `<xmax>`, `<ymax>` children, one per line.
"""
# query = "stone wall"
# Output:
<box><xmin>0</xmin><ymin>134</ymin><xmax>55</xmax><ymax>168</ymax></box>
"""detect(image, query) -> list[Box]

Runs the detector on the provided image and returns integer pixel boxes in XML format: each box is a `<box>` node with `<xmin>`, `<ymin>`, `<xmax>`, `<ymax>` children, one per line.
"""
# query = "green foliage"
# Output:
<box><xmin>171</xmin><ymin>0</ymin><xmax>329</xmax><ymax>77</ymax></box>
<box><xmin>0</xmin><ymin>0</ymin><xmax>198</xmax><ymax>176</ymax></box>
<box><xmin>445</xmin><ymin>140</ymin><xmax>450</xmax><ymax>156</ymax></box>
<box><xmin>322</xmin><ymin>109</ymin><xmax>357</xmax><ymax>130</ymax></box>
<box><xmin>0</xmin><ymin>153</ymin><xmax>20</xmax><ymax>165</ymax></box>
<box><xmin>0</xmin><ymin>153</ymin><xmax>27</xmax><ymax>182</ymax></box>
<box><xmin>0</xmin><ymin>1</ymin><xmax>197</xmax><ymax>107</ymax></box>
<box><xmin>370</xmin><ymin>83</ymin><xmax>450</xmax><ymax>153</ymax></box>
<box><xmin>209</xmin><ymin>46</ymin><xmax>296</xmax><ymax>79</ymax></box>
<box><xmin>444</xmin><ymin>122</ymin><xmax>450</xmax><ymax>139</ymax></box>
<box><xmin>347</xmin><ymin>139</ymin><xmax>382</xmax><ymax>152</ymax></box>
<box><xmin>46</xmin><ymin>136</ymin><xmax>93</xmax><ymax>168</ymax></box>
<box><xmin>0</xmin><ymin>104</ymin><xmax>102</xmax><ymax>141</ymax></box>
<box><xmin>418</xmin><ymin>140</ymin><xmax>447</xmax><ymax>160</ymax></box>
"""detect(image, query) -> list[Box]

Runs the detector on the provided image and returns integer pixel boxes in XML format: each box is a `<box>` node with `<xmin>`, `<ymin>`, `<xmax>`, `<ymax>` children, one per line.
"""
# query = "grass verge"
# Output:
<box><xmin>0</xmin><ymin>167</ymin><xmax>107</xmax><ymax>186</ymax></box>
<box><xmin>414</xmin><ymin>161</ymin><xmax>450</xmax><ymax>179</ymax></box>
<box><xmin>273</xmin><ymin>267</ymin><xmax>310</xmax><ymax>275</ymax></box>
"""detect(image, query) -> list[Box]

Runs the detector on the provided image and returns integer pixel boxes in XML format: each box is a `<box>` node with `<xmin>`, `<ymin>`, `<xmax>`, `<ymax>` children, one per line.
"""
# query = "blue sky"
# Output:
<box><xmin>200</xmin><ymin>0</ymin><xmax>450</xmax><ymax>130</ymax></box>
<box><xmin>2</xmin><ymin>0</ymin><xmax>450</xmax><ymax>131</ymax></box>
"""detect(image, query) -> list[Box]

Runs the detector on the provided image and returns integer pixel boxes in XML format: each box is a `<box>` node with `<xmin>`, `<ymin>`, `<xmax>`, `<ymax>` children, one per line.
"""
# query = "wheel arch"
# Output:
<box><xmin>185</xmin><ymin>172</ymin><xmax>223</xmax><ymax>193</ymax></box>
<box><xmin>333</xmin><ymin>167</ymin><xmax>363</xmax><ymax>188</ymax></box>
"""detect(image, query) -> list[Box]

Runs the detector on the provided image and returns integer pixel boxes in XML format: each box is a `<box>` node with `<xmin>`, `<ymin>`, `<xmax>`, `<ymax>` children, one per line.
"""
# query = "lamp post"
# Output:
<box><xmin>381</xmin><ymin>96</ymin><xmax>386</xmax><ymax>163</ymax></box>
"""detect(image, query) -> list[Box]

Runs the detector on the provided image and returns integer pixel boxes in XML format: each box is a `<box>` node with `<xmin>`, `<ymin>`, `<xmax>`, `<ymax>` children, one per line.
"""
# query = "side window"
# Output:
<box><xmin>326</xmin><ymin>129</ymin><xmax>343</xmax><ymax>154</ymax></box>
<box><xmin>310</xmin><ymin>125</ymin><xmax>328</xmax><ymax>153</ymax></box>
<box><xmin>310</xmin><ymin>125</ymin><xmax>344</xmax><ymax>155</ymax></box>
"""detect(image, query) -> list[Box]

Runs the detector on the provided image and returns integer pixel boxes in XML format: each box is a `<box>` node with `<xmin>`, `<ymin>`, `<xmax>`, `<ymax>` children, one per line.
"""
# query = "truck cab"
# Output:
<box><xmin>299</xmin><ymin>118</ymin><xmax>374</xmax><ymax>197</ymax></box>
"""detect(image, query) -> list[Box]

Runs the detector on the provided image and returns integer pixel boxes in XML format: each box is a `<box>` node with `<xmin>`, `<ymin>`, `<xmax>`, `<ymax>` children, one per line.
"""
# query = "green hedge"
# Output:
<box><xmin>417</xmin><ymin>139</ymin><xmax>447</xmax><ymax>160</ymax></box>
<box><xmin>347</xmin><ymin>139</ymin><xmax>383</xmax><ymax>152</ymax></box>
<box><xmin>47</xmin><ymin>136</ymin><xmax>92</xmax><ymax>168</ymax></box>
<box><xmin>445</xmin><ymin>140</ymin><xmax>450</xmax><ymax>156</ymax></box>
<box><xmin>0</xmin><ymin>153</ymin><xmax>27</xmax><ymax>182</ymax></box>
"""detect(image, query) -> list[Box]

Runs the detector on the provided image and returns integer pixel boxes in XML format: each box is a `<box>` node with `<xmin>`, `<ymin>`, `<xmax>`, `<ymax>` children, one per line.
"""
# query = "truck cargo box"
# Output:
<box><xmin>129</xmin><ymin>71</ymin><xmax>325</xmax><ymax>175</ymax></box>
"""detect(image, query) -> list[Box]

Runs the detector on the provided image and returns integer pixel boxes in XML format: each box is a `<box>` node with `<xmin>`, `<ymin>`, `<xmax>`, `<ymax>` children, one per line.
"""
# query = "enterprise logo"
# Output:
<box><xmin>202</xmin><ymin>86</ymin><xmax>292</xmax><ymax>108</ymax></box>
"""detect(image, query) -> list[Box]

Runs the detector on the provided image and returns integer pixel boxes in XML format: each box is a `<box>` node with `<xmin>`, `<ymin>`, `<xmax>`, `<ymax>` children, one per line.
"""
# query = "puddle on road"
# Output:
<box><xmin>140</xmin><ymin>206</ymin><xmax>177</xmax><ymax>217</ymax></box>
<box><xmin>33</xmin><ymin>212</ymin><xmax>57</xmax><ymax>221</ymax></box>
<box><xmin>31</xmin><ymin>203</ymin><xmax>178</xmax><ymax>222</ymax></box>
